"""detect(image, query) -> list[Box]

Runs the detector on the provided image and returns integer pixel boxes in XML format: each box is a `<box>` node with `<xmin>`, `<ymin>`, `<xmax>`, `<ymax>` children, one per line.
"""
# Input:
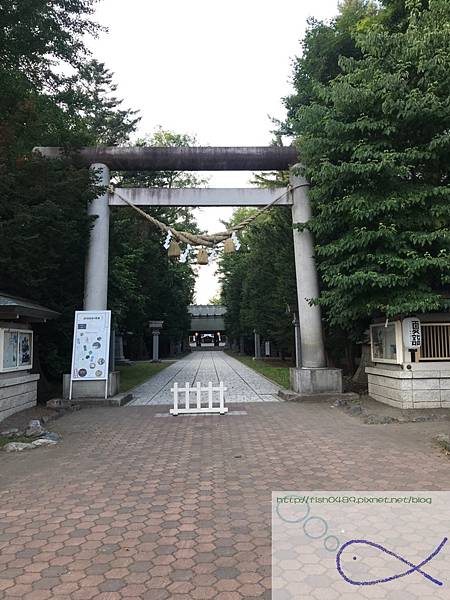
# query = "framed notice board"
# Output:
<box><xmin>0</xmin><ymin>329</ymin><xmax>33</xmax><ymax>372</ymax></box>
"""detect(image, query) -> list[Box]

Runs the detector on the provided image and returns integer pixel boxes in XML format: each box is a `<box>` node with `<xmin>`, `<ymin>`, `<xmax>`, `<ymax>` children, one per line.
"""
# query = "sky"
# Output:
<box><xmin>89</xmin><ymin>0</ymin><xmax>340</xmax><ymax>303</ymax></box>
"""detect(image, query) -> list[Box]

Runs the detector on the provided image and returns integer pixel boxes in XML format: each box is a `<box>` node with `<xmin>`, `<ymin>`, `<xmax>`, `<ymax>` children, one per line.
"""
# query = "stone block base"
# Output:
<box><xmin>366</xmin><ymin>366</ymin><xmax>450</xmax><ymax>409</ymax></box>
<box><xmin>0</xmin><ymin>373</ymin><xmax>39</xmax><ymax>422</ymax></box>
<box><xmin>290</xmin><ymin>367</ymin><xmax>342</xmax><ymax>395</ymax></box>
<box><xmin>63</xmin><ymin>371</ymin><xmax>120</xmax><ymax>399</ymax></box>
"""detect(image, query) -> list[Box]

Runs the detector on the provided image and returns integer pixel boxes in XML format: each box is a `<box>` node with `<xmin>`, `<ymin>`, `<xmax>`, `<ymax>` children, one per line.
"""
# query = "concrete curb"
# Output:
<box><xmin>75</xmin><ymin>392</ymin><xmax>134</xmax><ymax>407</ymax></box>
<box><xmin>47</xmin><ymin>392</ymin><xmax>133</xmax><ymax>409</ymax></box>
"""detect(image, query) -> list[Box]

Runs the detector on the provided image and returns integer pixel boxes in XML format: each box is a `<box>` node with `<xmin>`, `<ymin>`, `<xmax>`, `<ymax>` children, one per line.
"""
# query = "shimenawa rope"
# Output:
<box><xmin>108</xmin><ymin>184</ymin><xmax>307</xmax><ymax>248</ymax></box>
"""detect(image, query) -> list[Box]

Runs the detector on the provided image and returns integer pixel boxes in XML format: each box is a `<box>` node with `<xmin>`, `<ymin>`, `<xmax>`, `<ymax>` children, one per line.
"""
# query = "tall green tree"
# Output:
<box><xmin>218</xmin><ymin>209</ymin><xmax>253</xmax><ymax>343</ymax></box>
<box><xmin>283</xmin><ymin>0</ymin><xmax>377</xmax><ymax>136</ymax></box>
<box><xmin>218</xmin><ymin>207</ymin><xmax>297</xmax><ymax>356</ymax></box>
<box><xmin>0</xmin><ymin>0</ymin><xmax>141</xmax><ymax>380</ymax></box>
<box><xmin>0</xmin><ymin>157</ymin><xmax>97</xmax><ymax>377</ymax></box>
<box><xmin>0</xmin><ymin>0</ymin><xmax>101</xmax><ymax>84</ymax></box>
<box><xmin>58</xmin><ymin>60</ymin><xmax>140</xmax><ymax>145</ymax></box>
<box><xmin>288</xmin><ymin>0</ymin><xmax>450</xmax><ymax>331</ymax></box>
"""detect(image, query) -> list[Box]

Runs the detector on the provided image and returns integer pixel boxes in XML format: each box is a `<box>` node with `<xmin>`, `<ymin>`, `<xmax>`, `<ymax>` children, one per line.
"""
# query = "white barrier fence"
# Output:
<box><xmin>170</xmin><ymin>381</ymin><xmax>228</xmax><ymax>415</ymax></box>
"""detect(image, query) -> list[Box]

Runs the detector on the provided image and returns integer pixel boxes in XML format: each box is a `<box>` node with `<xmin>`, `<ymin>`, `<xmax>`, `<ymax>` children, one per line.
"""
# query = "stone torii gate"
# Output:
<box><xmin>35</xmin><ymin>146</ymin><xmax>342</xmax><ymax>395</ymax></box>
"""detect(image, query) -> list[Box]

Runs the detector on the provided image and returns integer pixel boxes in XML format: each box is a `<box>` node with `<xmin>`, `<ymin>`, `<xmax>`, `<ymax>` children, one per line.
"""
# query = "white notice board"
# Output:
<box><xmin>69</xmin><ymin>310</ymin><xmax>111</xmax><ymax>399</ymax></box>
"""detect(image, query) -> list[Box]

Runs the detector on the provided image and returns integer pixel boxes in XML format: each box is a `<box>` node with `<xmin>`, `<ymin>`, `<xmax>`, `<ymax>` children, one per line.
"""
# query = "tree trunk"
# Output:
<box><xmin>352</xmin><ymin>344</ymin><xmax>373</xmax><ymax>384</ymax></box>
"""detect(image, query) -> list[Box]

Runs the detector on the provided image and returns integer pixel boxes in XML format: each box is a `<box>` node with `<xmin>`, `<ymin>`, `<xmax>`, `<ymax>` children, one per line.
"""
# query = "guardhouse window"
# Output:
<box><xmin>0</xmin><ymin>329</ymin><xmax>33</xmax><ymax>372</ymax></box>
<box><xmin>370</xmin><ymin>322</ymin><xmax>401</xmax><ymax>364</ymax></box>
<box><xmin>419</xmin><ymin>323</ymin><xmax>450</xmax><ymax>361</ymax></box>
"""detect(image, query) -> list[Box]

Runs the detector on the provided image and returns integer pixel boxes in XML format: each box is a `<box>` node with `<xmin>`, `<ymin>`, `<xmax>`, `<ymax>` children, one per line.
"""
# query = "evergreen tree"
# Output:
<box><xmin>59</xmin><ymin>60</ymin><xmax>140</xmax><ymax>145</ymax></box>
<box><xmin>0</xmin><ymin>0</ymin><xmax>140</xmax><ymax>379</ymax></box>
<box><xmin>218</xmin><ymin>207</ymin><xmax>297</xmax><ymax>356</ymax></box>
<box><xmin>0</xmin><ymin>0</ymin><xmax>101</xmax><ymax>85</ymax></box>
<box><xmin>290</xmin><ymin>0</ymin><xmax>450</xmax><ymax>330</ymax></box>
<box><xmin>0</xmin><ymin>0</ymin><xmax>105</xmax><ymax>381</ymax></box>
<box><xmin>283</xmin><ymin>0</ymin><xmax>376</xmax><ymax>136</ymax></box>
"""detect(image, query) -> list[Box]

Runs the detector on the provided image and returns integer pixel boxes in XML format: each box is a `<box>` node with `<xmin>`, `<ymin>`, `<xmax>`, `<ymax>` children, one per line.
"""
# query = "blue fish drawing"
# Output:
<box><xmin>336</xmin><ymin>537</ymin><xmax>447</xmax><ymax>587</ymax></box>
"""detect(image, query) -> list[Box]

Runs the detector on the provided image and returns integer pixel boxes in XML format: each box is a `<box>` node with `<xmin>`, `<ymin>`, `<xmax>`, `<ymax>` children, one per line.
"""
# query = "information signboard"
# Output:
<box><xmin>69</xmin><ymin>311</ymin><xmax>111</xmax><ymax>399</ymax></box>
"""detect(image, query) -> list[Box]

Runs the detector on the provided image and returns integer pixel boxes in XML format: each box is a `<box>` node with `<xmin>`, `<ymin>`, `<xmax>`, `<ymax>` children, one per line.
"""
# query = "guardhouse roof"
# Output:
<box><xmin>0</xmin><ymin>293</ymin><xmax>60</xmax><ymax>322</ymax></box>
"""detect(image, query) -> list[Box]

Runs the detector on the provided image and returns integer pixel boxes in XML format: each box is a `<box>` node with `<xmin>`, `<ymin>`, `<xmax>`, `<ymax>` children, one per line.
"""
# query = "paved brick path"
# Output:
<box><xmin>129</xmin><ymin>351</ymin><xmax>280</xmax><ymax>405</ymax></box>
<box><xmin>1</xmin><ymin>402</ymin><xmax>449</xmax><ymax>599</ymax></box>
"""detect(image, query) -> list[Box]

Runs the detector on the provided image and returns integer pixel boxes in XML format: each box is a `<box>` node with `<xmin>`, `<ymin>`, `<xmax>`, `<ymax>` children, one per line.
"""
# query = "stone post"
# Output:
<box><xmin>290</xmin><ymin>166</ymin><xmax>342</xmax><ymax>394</ymax></box>
<box><xmin>253</xmin><ymin>330</ymin><xmax>261</xmax><ymax>359</ymax></box>
<box><xmin>292</xmin><ymin>313</ymin><xmax>302</xmax><ymax>369</ymax></box>
<box><xmin>115</xmin><ymin>334</ymin><xmax>124</xmax><ymax>362</ymax></box>
<box><xmin>149</xmin><ymin>320</ymin><xmax>164</xmax><ymax>362</ymax></box>
<box><xmin>84</xmin><ymin>163</ymin><xmax>110</xmax><ymax>310</ymax></box>
<box><xmin>152</xmin><ymin>331</ymin><xmax>160</xmax><ymax>362</ymax></box>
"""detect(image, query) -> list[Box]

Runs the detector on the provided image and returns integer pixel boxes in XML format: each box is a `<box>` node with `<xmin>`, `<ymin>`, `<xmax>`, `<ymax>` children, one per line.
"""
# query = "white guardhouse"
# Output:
<box><xmin>366</xmin><ymin>313</ymin><xmax>450</xmax><ymax>409</ymax></box>
<box><xmin>0</xmin><ymin>293</ymin><xmax>59</xmax><ymax>421</ymax></box>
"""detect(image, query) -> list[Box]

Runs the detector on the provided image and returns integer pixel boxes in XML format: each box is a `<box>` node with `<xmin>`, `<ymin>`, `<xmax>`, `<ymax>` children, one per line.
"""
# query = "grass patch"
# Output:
<box><xmin>0</xmin><ymin>435</ymin><xmax>31</xmax><ymax>448</ymax></box>
<box><xmin>228</xmin><ymin>352</ymin><xmax>291</xmax><ymax>389</ymax></box>
<box><xmin>118</xmin><ymin>361</ymin><xmax>173</xmax><ymax>393</ymax></box>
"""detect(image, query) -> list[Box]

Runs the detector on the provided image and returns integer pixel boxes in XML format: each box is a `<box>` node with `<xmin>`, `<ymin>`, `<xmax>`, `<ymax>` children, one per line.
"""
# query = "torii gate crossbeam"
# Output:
<box><xmin>34</xmin><ymin>145</ymin><xmax>298</xmax><ymax>171</ymax></box>
<box><xmin>109</xmin><ymin>187</ymin><xmax>291</xmax><ymax>207</ymax></box>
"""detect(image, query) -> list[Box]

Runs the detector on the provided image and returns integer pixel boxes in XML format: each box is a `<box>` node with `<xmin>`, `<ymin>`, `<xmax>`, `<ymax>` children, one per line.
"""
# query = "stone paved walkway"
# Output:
<box><xmin>129</xmin><ymin>351</ymin><xmax>281</xmax><ymax>405</ymax></box>
<box><xmin>1</xmin><ymin>402</ymin><xmax>450</xmax><ymax>599</ymax></box>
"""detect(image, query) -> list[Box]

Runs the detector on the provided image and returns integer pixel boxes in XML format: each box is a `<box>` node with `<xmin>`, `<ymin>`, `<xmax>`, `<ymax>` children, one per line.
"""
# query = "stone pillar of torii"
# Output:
<box><xmin>85</xmin><ymin>163</ymin><xmax>110</xmax><ymax>311</ymax></box>
<box><xmin>34</xmin><ymin>146</ymin><xmax>342</xmax><ymax>395</ymax></box>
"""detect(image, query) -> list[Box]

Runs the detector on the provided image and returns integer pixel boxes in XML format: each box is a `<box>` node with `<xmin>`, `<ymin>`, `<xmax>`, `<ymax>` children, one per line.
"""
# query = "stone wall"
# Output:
<box><xmin>0</xmin><ymin>373</ymin><xmax>39</xmax><ymax>422</ymax></box>
<box><xmin>367</xmin><ymin>366</ymin><xmax>450</xmax><ymax>409</ymax></box>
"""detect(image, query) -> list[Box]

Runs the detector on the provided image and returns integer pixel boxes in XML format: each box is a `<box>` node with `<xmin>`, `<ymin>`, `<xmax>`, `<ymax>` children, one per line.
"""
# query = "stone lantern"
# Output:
<box><xmin>149</xmin><ymin>320</ymin><xmax>164</xmax><ymax>362</ymax></box>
